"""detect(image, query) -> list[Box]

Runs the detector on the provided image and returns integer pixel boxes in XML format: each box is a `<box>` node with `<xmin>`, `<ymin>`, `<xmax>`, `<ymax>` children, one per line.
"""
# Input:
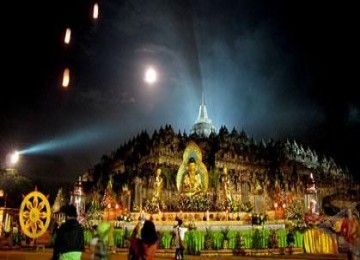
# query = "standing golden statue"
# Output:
<box><xmin>176</xmin><ymin>141</ymin><xmax>208</xmax><ymax>196</ymax></box>
<box><xmin>221</xmin><ymin>167</ymin><xmax>232</xmax><ymax>203</ymax></box>
<box><xmin>153</xmin><ymin>168</ymin><xmax>163</xmax><ymax>200</ymax></box>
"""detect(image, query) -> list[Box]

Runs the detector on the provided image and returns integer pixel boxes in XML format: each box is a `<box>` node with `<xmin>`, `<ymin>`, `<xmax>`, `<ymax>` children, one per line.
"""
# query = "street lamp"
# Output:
<box><xmin>3</xmin><ymin>150</ymin><xmax>20</xmax><ymax>175</ymax></box>
<box><xmin>10</xmin><ymin>151</ymin><xmax>19</xmax><ymax>165</ymax></box>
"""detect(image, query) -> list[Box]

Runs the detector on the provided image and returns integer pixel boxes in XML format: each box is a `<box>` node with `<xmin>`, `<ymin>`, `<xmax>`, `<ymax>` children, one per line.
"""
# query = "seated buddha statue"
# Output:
<box><xmin>176</xmin><ymin>141</ymin><xmax>209</xmax><ymax>197</ymax></box>
<box><xmin>181</xmin><ymin>157</ymin><xmax>202</xmax><ymax>196</ymax></box>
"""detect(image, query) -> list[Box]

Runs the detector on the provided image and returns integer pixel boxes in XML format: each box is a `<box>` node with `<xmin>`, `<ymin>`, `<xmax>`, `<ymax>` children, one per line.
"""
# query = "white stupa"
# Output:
<box><xmin>190</xmin><ymin>93</ymin><xmax>216</xmax><ymax>137</ymax></box>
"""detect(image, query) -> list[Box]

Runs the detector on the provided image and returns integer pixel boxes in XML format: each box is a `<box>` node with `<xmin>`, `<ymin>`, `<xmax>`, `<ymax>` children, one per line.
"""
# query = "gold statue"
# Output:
<box><xmin>153</xmin><ymin>168</ymin><xmax>163</xmax><ymax>200</ymax></box>
<box><xmin>176</xmin><ymin>141</ymin><xmax>208</xmax><ymax>196</ymax></box>
<box><xmin>221</xmin><ymin>167</ymin><xmax>232</xmax><ymax>202</ymax></box>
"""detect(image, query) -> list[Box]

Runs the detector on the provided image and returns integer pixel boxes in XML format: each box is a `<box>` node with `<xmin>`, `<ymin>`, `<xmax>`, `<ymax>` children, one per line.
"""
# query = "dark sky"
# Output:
<box><xmin>1</xmin><ymin>0</ymin><xmax>359</xmax><ymax>183</ymax></box>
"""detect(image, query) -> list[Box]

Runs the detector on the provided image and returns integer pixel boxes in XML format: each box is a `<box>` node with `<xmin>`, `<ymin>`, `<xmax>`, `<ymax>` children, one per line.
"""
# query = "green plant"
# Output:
<box><xmin>204</xmin><ymin>228</ymin><xmax>213</xmax><ymax>250</ymax></box>
<box><xmin>236</xmin><ymin>232</ymin><xmax>245</xmax><ymax>249</ymax></box>
<box><xmin>221</xmin><ymin>227</ymin><xmax>230</xmax><ymax>241</ymax></box>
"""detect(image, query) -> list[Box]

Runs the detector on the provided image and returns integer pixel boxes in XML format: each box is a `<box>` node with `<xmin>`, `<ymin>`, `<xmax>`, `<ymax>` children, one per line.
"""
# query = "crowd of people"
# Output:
<box><xmin>45</xmin><ymin>202</ymin><xmax>360</xmax><ymax>260</ymax></box>
<box><xmin>50</xmin><ymin>204</ymin><xmax>163</xmax><ymax>260</ymax></box>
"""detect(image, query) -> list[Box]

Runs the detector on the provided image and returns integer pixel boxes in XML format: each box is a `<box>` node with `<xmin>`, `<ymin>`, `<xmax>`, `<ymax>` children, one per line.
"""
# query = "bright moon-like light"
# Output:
<box><xmin>144</xmin><ymin>67</ymin><xmax>157</xmax><ymax>84</ymax></box>
<box><xmin>10</xmin><ymin>151</ymin><xmax>19</xmax><ymax>165</ymax></box>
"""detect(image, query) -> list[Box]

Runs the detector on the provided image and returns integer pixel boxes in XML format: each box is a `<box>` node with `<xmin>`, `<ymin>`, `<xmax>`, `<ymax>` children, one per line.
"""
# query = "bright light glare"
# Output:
<box><xmin>62</xmin><ymin>68</ymin><xmax>70</xmax><ymax>88</ymax></box>
<box><xmin>144</xmin><ymin>67</ymin><xmax>157</xmax><ymax>84</ymax></box>
<box><xmin>64</xmin><ymin>28</ymin><xmax>71</xmax><ymax>44</ymax></box>
<box><xmin>93</xmin><ymin>3</ymin><xmax>99</xmax><ymax>19</ymax></box>
<box><xmin>10</xmin><ymin>151</ymin><xmax>19</xmax><ymax>165</ymax></box>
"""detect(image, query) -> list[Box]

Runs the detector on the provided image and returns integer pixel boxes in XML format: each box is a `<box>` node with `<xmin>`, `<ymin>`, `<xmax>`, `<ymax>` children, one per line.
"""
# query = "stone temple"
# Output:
<box><xmin>78</xmin><ymin>95</ymin><xmax>357</xmax><ymax>219</ymax></box>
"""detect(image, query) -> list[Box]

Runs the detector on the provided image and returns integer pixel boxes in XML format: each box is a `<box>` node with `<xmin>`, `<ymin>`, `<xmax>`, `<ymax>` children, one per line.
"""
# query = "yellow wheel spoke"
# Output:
<box><xmin>30</xmin><ymin>221</ymin><xmax>37</xmax><ymax>234</ymax></box>
<box><xmin>39</xmin><ymin>212</ymin><xmax>48</xmax><ymax>219</ymax></box>
<box><xmin>22</xmin><ymin>211</ymin><xmax>30</xmax><ymax>219</ymax></box>
<box><xmin>37</xmin><ymin>220</ymin><xmax>45</xmax><ymax>230</ymax></box>
<box><xmin>25</xmin><ymin>219</ymin><xmax>32</xmax><ymax>228</ymax></box>
<box><xmin>32</xmin><ymin>195</ymin><xmax>39</xmax><ymax>209</ymax></box>
<box><xmin>38</xmin><ymin>201</ymin><xmax>45</xmax><ymax>211</ymax></box>
<box><xmin>25</xmin><ymin>201</ymin><xmax>33</xmax><ymax>210</ymax></box>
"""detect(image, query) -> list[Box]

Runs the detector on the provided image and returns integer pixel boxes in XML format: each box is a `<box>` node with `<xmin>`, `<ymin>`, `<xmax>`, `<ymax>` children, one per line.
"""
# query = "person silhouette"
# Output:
<box><xmin>52</xmin><ymin>204</ymin><xmax>84</xmax><ymax>260</ymax></box>
<box><xmin>173</xmin><ymin>217</ymin><xmax>188</xmax><ymax>260</ymax></box>
<box><xmin>90</xmin><ymin>221</ymin><xmax>110</xmax><ymax>260</ymax></box>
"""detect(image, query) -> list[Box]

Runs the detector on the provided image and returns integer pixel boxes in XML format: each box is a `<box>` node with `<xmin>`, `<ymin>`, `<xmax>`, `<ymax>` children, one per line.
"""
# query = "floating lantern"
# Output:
<box><xmin>64</xmin><ymin>28</ymin><xmax>71</xmax><ymax>44</ymax></box>
<box><xmin>93</xmin><ymin>3</ymin><xmax>99</xmax><ymax>20</ymax></box>
<box><xmin>62</xmin><ymin>68</ymin><xmax>70</xmax><ymax>88</ymax></box>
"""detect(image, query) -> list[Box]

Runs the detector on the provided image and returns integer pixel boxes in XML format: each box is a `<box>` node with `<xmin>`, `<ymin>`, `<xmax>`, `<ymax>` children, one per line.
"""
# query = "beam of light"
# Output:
<box><xmin>64</xmin><ymin>28</ymin><xmax>71</xmax><ymax>45</ymax></box>
<box><xmin>62</xmin><ymin>68</ymin><xmax>70</xmax><ymax>88</ymax></box>
<box><xmin>18</xmin><ymin>128</ymin><xmax>106</xmax><ymax>155</ymax></box>
<box><xmin>93</xmin><ymin>3</ymin><xmax>99</xmax><ymax>20</ymax></box>
<box><xmin>144</xmin><ymin>67</ymin><xmax>157</xmax><ymax>84</ymax></box>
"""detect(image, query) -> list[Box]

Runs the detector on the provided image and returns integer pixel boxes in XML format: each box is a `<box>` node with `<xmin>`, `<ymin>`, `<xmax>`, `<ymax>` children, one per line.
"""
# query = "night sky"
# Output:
<box><xmin>1</xmin><ymin>0</ymin><xmax>359</xmax><ymax>183</ymax></box>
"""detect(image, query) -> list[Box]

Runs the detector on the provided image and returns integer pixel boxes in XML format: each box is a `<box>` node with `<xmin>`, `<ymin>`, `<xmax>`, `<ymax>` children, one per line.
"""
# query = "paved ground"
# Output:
<box><xmin>0</xmin><ymin>248</ymin><xmax>349</xmax><ymax>260</ymax></box>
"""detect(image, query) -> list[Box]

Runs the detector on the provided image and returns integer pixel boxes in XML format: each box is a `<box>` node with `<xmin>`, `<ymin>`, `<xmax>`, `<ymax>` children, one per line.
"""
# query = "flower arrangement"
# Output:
<box><xmin>284</xmin><ymin>199</ymin><xmax>303</xmax><ymax>221</ymax></box>
<box><xmin>143</xmin><ymin>197</ymin><xmax>168</xmax><ymax>214</ymax></box>
<box><xmin>176</xmin><ymin>194</ymin><xmax>211</xmax><ymax>212</ymax></box>
<box><xmin>304</xmin><ymin>213</ymin><xmax>324</xmax><ymax>226</ymax></box>
<box><xmin>240</xmin><ymin>201</ymin><xmax>253</xmax><ymax>213</ymax></box>
<box><xmin>289</xmin><ymin>218</ymin><xmax>308</xmax><ymax>233</ymax></box>
<box><xmin>143</xmin><ymin>199</ymin><xmax>160</xmax><ymax>214</ymax></box>
<box><xmin>117</xmin><ymin>214</ymin><xmax>133</xmax><ymax>222</ymax></box>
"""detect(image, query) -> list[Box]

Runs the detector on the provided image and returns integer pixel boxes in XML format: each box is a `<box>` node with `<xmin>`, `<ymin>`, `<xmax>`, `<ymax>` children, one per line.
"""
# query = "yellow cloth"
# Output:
<box><xmin>304</xmin><ymin>228</ymin><xmax>338</xmax><ymax>254</ymax></box>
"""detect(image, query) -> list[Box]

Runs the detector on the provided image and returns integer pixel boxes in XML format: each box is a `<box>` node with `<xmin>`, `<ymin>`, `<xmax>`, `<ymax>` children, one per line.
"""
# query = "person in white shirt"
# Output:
<box><xmin>173</xmin><ymin>217</ymin><xmax>188</xmax><ymax>260</ymax></box>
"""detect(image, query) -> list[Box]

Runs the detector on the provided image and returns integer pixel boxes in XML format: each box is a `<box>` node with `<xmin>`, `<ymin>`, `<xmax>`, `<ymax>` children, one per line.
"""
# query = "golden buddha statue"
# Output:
<box><xmin>182</xmin><ymin>157</ymin><xmax>202</xmax><ymax>195</ymax></box>
<box><xmin>176</xmin><ymin>141</ymin><xmax>208</xmax><ymax>196</ymax></box>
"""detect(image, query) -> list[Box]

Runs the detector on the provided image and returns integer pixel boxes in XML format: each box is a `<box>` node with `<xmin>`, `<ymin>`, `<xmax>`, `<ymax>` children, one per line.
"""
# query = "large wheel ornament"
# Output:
<box><xmin>19</xmin><ymin>188</ymin><xmax>51</xmax><ymax>239</ymax></box>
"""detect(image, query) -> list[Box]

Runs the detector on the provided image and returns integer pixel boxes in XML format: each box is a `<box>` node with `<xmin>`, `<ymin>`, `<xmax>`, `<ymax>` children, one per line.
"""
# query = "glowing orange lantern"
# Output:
<box><xmin>62</xmin><ymin>68</ymin><xmax>70</xmax><ymax>88</ymax></box>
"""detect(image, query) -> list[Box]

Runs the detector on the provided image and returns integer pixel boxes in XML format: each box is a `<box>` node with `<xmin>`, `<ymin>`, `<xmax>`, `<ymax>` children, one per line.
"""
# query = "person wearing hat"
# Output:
<box><xmin>90</xmin><ymin>221</ymin><xmax>111</xmax><ymax>260</ymax></box>
<box><xmin>52</xmin><ymin>204</ymin><xmax>85</xmax><ymax>260</ymax></box>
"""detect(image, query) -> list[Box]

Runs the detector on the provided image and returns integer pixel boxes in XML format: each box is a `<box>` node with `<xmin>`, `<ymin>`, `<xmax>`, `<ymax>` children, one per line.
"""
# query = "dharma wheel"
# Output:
<box><xmin>19</xmin><ymin>187</ymin><xmax>51</xmax><ymax>239</ymax></box>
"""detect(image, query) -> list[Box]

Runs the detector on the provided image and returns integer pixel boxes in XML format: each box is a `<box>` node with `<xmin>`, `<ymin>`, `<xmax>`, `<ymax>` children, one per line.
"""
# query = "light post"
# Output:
<box><xmin>274</xmin><ymin>202</ymin><xmax>278</xmax><ymax>223</ymax></box>
<box><xmin>10</xmin><ymin>151</ymin><xmax>19</xmax><ymax>165</ymax></box>
<box><xmin>3</xmin><ymin>151</ymin><xmax>20</xmax><ymax>175</ymax></box>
